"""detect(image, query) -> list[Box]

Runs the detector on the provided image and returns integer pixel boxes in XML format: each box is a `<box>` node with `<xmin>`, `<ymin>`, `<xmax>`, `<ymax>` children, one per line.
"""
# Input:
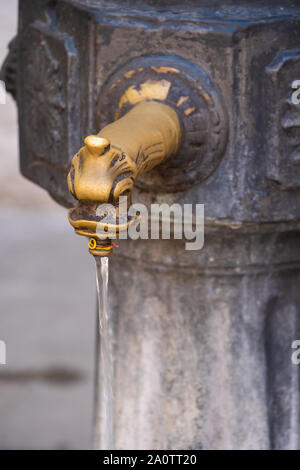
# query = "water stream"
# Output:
<box><xmin>94</xmin><ymin>256</ymin><xmax>114</xmax><ymax>450</ymax></box>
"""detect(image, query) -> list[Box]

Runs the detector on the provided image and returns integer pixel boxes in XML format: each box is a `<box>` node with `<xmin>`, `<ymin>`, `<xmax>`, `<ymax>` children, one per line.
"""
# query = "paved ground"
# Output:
<box><xmin>0</xmin><ymin>2</ymin><xmax>96</xmax><ymax>449</ymax></box>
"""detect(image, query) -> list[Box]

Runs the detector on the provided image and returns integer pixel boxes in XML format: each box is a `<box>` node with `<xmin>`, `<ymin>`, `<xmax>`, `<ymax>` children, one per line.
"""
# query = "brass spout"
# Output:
<box><xmin>67</xmin><ymin>100</ymin><xmax>181</xmax><ymax>255</ymax></box>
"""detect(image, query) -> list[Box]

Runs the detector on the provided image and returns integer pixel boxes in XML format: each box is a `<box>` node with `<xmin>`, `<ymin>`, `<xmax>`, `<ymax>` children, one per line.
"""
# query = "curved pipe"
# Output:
<box><xmin>67</xmin><ymin>100</ymin><xmax>181</xmax><ymax>254</ymax></box>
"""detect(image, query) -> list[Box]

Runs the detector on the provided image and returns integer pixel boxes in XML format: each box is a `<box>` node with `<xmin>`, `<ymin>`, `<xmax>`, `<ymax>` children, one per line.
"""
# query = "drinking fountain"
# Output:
<box><xmin>3</xmin><ymin>0</ymin><xmax>300</xmax><ymax>450</ymax></box>
<box><xmin>66</xmin><ymin>55</ymin><xmax>227</xmax><ymax>255</ymax></box>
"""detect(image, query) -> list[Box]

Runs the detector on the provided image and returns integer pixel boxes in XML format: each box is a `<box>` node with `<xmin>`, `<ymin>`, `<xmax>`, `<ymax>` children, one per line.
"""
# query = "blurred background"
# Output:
<box><xmin>0</xmin><ymin>1</ymin><xmax>95</xmax><ymax>449</ymax></box>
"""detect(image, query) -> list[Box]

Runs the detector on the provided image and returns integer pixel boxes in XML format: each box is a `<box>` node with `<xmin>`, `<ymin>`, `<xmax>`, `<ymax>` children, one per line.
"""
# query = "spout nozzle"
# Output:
<box><xmin>88</xmin><ymin>238</ymin><xmax>113</xmax><ymax>257</ymax></box>
<box><xmin>84</xmin><ymin>135</ymin><xmax>111</xmax><ymax>156</ymax></box>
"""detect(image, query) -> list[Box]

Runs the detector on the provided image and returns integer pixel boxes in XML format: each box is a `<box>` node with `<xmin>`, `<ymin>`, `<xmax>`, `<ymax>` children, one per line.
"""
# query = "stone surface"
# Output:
<box><xmin>109</xmin><ymin>235</ymin><xmax>300</xmax><ymax>450</ymax></box>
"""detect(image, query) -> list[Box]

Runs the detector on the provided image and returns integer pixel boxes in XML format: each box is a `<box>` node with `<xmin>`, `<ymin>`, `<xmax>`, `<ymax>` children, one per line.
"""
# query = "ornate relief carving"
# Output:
<box><xmin>265</xmin><ymin>50</ymin><xmax>300</xmax><ymax>190</ymax></box>
<box><xmin>24</xmin><ymin>40</ymin><xmax>65</xmax><ymax>162</ymax></box>
<box><xmin>97</xmin><ymin>55</ymin><xmax>228</xmax><ymax>192</ymax></box>
<box><xmin>21</xmin><ymin>18</ymin><xmax>80</xmax><ymax>171</ymax></box>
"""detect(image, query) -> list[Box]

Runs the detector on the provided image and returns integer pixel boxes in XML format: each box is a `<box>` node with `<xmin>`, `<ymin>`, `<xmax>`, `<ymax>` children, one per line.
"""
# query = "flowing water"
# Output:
<box><xmin>94</xmin><ymin>256</ymin><xmax>114</xmax><ymax>450</ymax></box>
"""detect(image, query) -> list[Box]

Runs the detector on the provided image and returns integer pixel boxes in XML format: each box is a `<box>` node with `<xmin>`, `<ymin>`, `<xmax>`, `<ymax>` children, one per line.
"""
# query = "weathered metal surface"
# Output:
<box><xmin>265</xmin><ymin>49</ymin><xmax>300</xmax><ymax>189</ymax></box>
<box><xmin>2</xmin><ymin>0</ymin><xmax>300</xmax><ymax>450</ymax></box>
<box><xmin>66</xmin><ymin>50</ymin><xmax>229</xmax><ymax>259</ymax></box>
<box><xmin>11</xmin><ymin>1</ymin><xmax>300</xmax><ymax>224</ymax></box>
<box><xmin>97</xmin><ymin>55</ymin><xmax>228</xmax><ymax>192</ymax></box>
<box><xmin>67</xmin><ymin>99</ymin><xmax>182</xmax><ymax>249</ymax></box>
<box><xmin>19</xmin><ymin>8</ymin><xmax>81</xmax><ymax>206</ymax></box>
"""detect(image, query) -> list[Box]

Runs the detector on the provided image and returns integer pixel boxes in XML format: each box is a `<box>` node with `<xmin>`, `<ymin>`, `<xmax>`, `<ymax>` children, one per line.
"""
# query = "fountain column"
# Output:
<box><xmin>110</xmin><ymin>231</ymin><xmax>300</xmax><ymax>450</ymax></box>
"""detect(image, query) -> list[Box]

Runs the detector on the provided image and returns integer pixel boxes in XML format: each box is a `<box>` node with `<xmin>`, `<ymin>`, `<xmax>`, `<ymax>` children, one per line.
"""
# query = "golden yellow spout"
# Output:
<box><xmin>67</xmin><ymin>100</ymin><xmax>181</xmax><ymax>253</ymax></box>
<box><xmin>68</xmin><ymin>101</ymin><xmax>180</xmax><ymax>203</ymax></box>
